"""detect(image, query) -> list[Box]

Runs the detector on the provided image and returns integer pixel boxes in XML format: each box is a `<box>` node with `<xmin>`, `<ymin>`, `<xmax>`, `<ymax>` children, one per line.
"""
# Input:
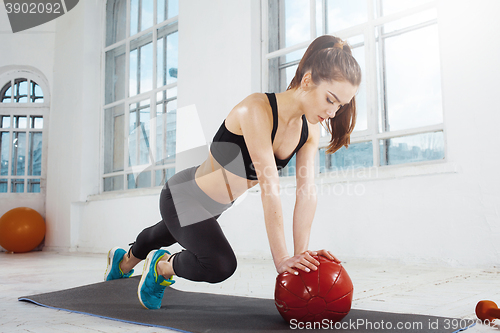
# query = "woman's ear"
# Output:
<box><xmin>300</xmin><ymin>72</ymin><xmax>314</xmax><ymax>90</ymax></box>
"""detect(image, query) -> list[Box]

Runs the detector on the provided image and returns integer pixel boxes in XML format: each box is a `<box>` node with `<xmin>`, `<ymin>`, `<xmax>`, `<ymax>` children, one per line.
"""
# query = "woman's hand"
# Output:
<box><xmin>276</xmin><ymin>250</ymin><xmax>320</xmax><ymax>275</ymax></box>
<box><xmin>316</xmin><ymin>249</ymin><xmax>341</xmax><ymax>263</ymax></box>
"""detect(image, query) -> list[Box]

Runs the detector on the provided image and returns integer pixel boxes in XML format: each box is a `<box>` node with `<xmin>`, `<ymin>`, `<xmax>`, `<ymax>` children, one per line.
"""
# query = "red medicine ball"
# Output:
<box><xmin>274</xmin><ymin>255</ymin><xmax>353</xmax><ymax>323</ymax></box>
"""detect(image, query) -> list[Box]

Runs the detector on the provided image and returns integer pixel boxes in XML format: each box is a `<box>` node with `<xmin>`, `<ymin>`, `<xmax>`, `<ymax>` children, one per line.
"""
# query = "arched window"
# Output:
<box><xmin>103</xmin><ymin>0</ymin><xmax>178</xmax><ymax>192</ymax></box>
<box><xmin>0</xmin><ymin>76</ymin><xmax>47</xmax><ymax>194</ymax></box>
<box><xmin>0</xmin><ymin>78</ymin><xmax>44</xmax><ymax>104</ymax></box>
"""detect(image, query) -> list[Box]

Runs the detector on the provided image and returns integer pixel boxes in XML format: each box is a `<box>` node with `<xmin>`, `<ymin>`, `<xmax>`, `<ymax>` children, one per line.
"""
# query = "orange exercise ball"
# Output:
<box><xmin>0</xmin><ymin>207</ymin><xmax>46</xmax><ymax>253</ymax></box>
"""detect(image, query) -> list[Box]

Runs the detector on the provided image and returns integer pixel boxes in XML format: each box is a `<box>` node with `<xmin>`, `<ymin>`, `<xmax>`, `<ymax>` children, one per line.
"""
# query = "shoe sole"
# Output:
<box><xmin>104</xmin><ymin>246</ymin><xmax>120</xmax><ymax>281</ymax></box>
<box><xmin>137</xmin><ymin>250</ymin><xmax>156</xmax><ymax>309</ymax></box>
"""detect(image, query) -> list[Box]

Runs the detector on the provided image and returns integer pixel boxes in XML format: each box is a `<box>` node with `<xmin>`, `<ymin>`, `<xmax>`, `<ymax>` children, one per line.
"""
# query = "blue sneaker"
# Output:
<box><xmin>137</xmin><ymin>249</ymin><xmax>175</xmax><ymax>309</ymax></box>
<box><xmin>104</xmin><ymin>247</ymin><xmax>134</xmax><ymax>281</ymax></box>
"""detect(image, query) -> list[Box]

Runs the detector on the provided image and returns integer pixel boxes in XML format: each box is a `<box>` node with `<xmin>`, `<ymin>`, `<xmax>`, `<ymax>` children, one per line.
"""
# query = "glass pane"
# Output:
<box><xmin>380</xmin><ymin>131</ymin><xmax>444</xmax><ymax>166</ymax></box>
<box><xmin>166</xmin><ymin>31</ymin><xmax>178</xmax><ymax>84</ymax></box>
<box><xmin>27</xmin><ymin>179</ymin><xmax>40</xmax><ymax>193</ymax></box>
<box><xmin>156</xmin><ymin>91</ymin><xmax>166</xmax><ymax>163</ymax></box>
<box><xmin>380</xmin><ymin>0</ymin><xmax>433</xmax><ymax>17</ymax></box>
<box><xmin>11</xmin><ymin>179</ymin><xmax>24</xmax><ymax>193</ymax></box>
<box><xmin>166</xmin><ymin>99</ymin><xmax>176</xmax><ymax>160</ymax></box>
<box><xmin>268</xmin><ymin>58</ymin><xmax>280</xmax><ymax>93</ymax></box>
<box><xmin>1</xmin><ymin>116</ymin><xmax>10</xmax><ymax>128</ymax></box>
<box><xmin>141</xmin><ymin>0</ymin><xmax>153</xmax><ymax>32</ymax></box>
<box><xmin>167</xmin><ymin>86</ymin><xmax>177</xmax><ymax>99</ymax></box>
<box><xmin>157</xmin><ymin>28</ymin><xmax>178</xmax><ymax>87</ymax></box>
<box><xmin>130</xmin><ymin>33</ymin><xmax>153</xmax><ymax>96</ymax></box>
<box><xmin>155</xmin><ymin>168</ymin><xmax>175</xmax><ymax>186</ymax></box>
<box><xmin>350</xmin><ymin>43</ymin><xmax>367</xmax><ymax>132</ymax></box>
<box><xmin>130</xmin><ymin>0</ymin><xmax>139</xmax><ymax>36</ymax></box>
<box><xmin>1</xmin><ymin>82</ymin><xmax>12</xmax><ymax>103</ymax></box>
<box><xmin>127</xmin><ymin>171</ymin><xmax>151</xmax><ymax>189</ymax></box>
<box><xmin>283</xmin><ymin>65</ymin><xmax>298</xmax><ymax>92</ymax></box>
<box><xmin>270</xmin><ymin>49</ymin><xmax>305</xmax><ymax>93</ymax></box>
<box><xmin>30</xmin><ymin>116</ymin><xmax>43</xmax><ymax>129</ymax></box>
<box><xmin>156</xmin><ymin>94</ymin><xmax>176</xmax><ymax>164</ymax></box>
<box><xmin>157</xmin><ymin>0</ymin><xmax>166</xmax><ymax>23</ymax></box>
<box><xmin>157</xmin><ymin>35</ymin><xmax>164</xmax><ymax>87</ymax></box>
<box><xmin>383</xmin><ymin>9</ymin><xmax>437</xmax><ymax>34</ymax></box>
<box><xmin>140</xmin><ymin>37</ymin><xmax>153</xmax><ymax>93</ymax></box>
<box><xmin>131</xmin><ymin>0</ymin><xmax>153</xmax><ymax>35</ymax></box>
<box><xmin>129</xmin><ymin>100</ymin><xmax>151</xmax><ymax>166</ymax></box>
<box><xmin>14</xmin><ymin>116</ymin><xmax>27</xmax><ymax>128</ymax></box>
<box><xmin>381</xmin><ymin>24</ymin><xmax>442</xmax><ymax>132</ymax></box>
<box><xmin>316</xmin><ymin>0</ymin><xmax>323</xmax><ymax>36</ymax></box>
<box><xmin>268</xmin><ymin>0</ymin><xmax>280</xmax><ymax>53</ymax></box>
<box><xmin>33</xmin><ymin>83</ymin><xmax>44</xmax><ymax>103</ymax></box>
<box><xmin>106</xmin><ymin>0</ymin><xmax>127</xmax><ymax>46</ymax></box>
<box><xmin>28</xmin><ymin>132</ymin><xmax>42</xmax><ymax>176</ymax></box>
<box><xmin>12</xmin><ymin>132</ymin><xmax>26</xmax><ymax>176</ymax></box>
<box><xmin>0</xmin><ymin>179</ymin><xmax>6</xmax><ymax>192</ymax></box>
<box><xmin>104</xmin><ymin>104</ymin><xmax>125</xmax><ymax>173</ymax></box>
<box><xmin>129</xmin><ymin>48</ymin><xmax>138</xmax><ymax>96</ymax></box>
<box><xmin>283</xmin><ymin>0</ymin><xmax>310</xmax><ymax>48</ymax></box>
<box><xmin>285</xmin><ymin>48</ymin><xmax>306</xmax><ymax>63</ymax></box>
<box><xmin>168</xmin><ymin>0</ymin><xmax>178</xmax><ymax>19</ymax></box>
<box><xmin>319</xmin><ymin>141</ymin><xmax>373</xmax><ymax>173</ymax></box>
<box><xmin>326</xmin><ymin>0</ymin><xmax>367</xmax><ymax>33</ymax></box>
<box><xmin>0</xmin><ymin>132</ymin><xmax>10</xmax><ymax>175</ymax></box>
<box><xmin>105</xmin><ymin>45</ymin><xmax>126</xmax><ymax>104</ymax></box>
<box><xmin>104</xmin><ymin>175</ymin><xmax>124</xmax><ymax>191</ymax></box>
<box><xmin>15</xmin><ymin>79</ymin><xmax>28</xmax><ymax>103</ymax></box>
<box><xmin>347</xmin><ymin>35</ymin><xmax>364</xmax><ymax>45</ymax></box>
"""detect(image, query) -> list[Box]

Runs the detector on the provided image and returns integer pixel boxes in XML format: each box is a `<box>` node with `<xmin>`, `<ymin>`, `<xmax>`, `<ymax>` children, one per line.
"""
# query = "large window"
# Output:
<box><xmin>265</xmin><ymin>0</ymin><xmax>444</xmax><ymax>176</ymax></box>
<box><xmin>103</xmin><ymin>0</ymin><xmax>178</xmax><ymax>192</ymax></box>
<box><xmin>0</xmin><ymin>78</ymin><xmax>46</xmax><ymax>193</ymax></box>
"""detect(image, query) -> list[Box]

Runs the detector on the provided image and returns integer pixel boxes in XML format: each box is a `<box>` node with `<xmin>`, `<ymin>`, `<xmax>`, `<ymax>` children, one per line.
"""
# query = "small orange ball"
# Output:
<box><xmin>0</xmin><ymin>207</ymin><xmax>46</xmax><ymax>253</ymax></box>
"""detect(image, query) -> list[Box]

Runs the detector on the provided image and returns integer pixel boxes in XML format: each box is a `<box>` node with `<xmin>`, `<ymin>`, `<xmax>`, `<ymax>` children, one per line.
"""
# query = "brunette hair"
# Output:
<box><xmin>288</xmin><ymin>35</ymin><xmax>362</xmax><ymax>154</ymax></box>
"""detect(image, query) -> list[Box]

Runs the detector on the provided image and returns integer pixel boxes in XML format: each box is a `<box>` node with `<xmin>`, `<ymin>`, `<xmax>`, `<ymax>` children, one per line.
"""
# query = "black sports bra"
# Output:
<box><xmin>210</xmin><ymin>93</ymin><xmax>309</xmax><ymax>181</ymax></box>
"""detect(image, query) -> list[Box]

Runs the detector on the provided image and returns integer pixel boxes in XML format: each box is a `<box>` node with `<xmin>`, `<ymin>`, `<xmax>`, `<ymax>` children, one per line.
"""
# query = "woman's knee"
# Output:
<box><xmin>205</xmin><ymin>252</ymin><xmax>237</xmax><ymax>283</ymax></box>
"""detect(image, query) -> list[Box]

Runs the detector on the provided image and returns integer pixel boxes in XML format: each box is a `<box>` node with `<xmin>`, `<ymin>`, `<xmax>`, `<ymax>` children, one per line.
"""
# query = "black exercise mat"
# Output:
<box><xmin>19</xmin><ymin>276</ymin><xmax>475</xmax><ymax>332</ymax></box>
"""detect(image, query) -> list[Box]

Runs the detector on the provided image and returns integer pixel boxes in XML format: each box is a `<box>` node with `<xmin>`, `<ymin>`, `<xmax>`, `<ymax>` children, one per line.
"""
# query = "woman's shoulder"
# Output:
<box><xmin>224</xmin><ymin>93</ymin><xmax>273</xmax><ymax>136</ymax></box>
<box><xmin>226</xmin><ymin>93</ymin><xmax>273</xmax><ymax>129</ymax></box>
<box><xmin>235</xmin><ymin>93</ymin><xmax>272</xmax><ymax>117</ymax></box>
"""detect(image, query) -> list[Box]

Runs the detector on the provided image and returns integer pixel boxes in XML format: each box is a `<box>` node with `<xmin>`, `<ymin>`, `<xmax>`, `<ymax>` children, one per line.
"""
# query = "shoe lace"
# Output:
<box><xmin>151</xmin><ymin>280</ymin><xmax>166</xmax><ymax>299</ymax></box>
<box><xmin>150</xmin><ymin>254</ymin><xmax>168</xmax><ymax>297</ymax></box>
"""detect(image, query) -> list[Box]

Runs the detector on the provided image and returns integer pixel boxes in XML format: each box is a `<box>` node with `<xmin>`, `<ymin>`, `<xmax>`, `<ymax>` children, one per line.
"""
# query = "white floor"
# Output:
<box><xmin>1</xmin><ymin>251</ymin><xmax>499</xmax><ymax>332</ymax></box>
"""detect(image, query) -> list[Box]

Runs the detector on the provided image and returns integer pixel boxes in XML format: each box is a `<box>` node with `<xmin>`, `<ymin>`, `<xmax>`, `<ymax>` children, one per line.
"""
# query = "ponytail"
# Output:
<box><xmin>289</xmin><ymin>35</ymin><xmax>361</xmax><ymax>154</ymax></box>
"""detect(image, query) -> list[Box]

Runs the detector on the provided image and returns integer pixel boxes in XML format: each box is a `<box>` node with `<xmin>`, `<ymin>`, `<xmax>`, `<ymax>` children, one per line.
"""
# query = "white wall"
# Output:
<box><xmin>177</xmin><ymin>0</ymin><xmax>261</xmax><ymax>141</ymax></box>
<box><xmin>2</xmin><ymin>0</ymin><xmax>499</xmax><ymax>268</ymax></box>
<box><xmin>42</xmin><ymin>0</ymin><xmax>103</xmax><ymax>250</ymax></box>
<box><xmin>0</xmin><ymin>4</ymin><xmax>55</xmax><ymax>248</ymax></box>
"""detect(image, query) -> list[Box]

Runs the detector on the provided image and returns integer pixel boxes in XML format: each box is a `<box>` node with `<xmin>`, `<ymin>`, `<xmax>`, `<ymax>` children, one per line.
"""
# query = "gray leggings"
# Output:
<box><xmin>130</xmin><ymin>166</ymin><xmax>237</xmax><ymax>283</ymax></box>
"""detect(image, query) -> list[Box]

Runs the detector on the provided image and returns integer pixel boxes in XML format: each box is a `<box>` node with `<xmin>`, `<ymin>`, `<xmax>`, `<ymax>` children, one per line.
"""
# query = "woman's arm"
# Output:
<box><xmin>237</xmin><ymin>95</ymin><xmax>322</xmax><ymax>274</ymax></box>
<box><xmin>293</xmin><ymin>123</ymin><xmax>342</xmax><ymax>264</ymax></box>
<box><xmin>237</xmin><ymin>95</ymin><xmax>290</xmax><ymax>272</ymax></box>
<box><xmin>293</xmin><ymin>123</ymin><xmax>320</xmax><ymax>255</ymax></box>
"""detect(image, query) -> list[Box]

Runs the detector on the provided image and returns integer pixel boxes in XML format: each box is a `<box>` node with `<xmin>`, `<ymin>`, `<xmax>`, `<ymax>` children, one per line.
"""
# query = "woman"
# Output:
<box><xmin>104</xmin><ymin>35</ymin><xmax>361</xmax><ymax>310</ymax></box>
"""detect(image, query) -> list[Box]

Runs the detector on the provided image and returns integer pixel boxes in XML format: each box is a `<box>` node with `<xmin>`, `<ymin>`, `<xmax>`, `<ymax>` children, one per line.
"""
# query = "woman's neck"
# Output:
<box><xmin>274</xmin><ymin>88</ymin><xmax>305</xmax><ymax>124</ymax></box>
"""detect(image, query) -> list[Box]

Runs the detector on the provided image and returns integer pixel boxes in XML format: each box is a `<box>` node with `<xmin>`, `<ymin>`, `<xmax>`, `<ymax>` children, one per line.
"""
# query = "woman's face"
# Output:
<box><xmin>302</xmin><ymin>76</ymin><xmax>358</xmax><ymax>124</ymax></box>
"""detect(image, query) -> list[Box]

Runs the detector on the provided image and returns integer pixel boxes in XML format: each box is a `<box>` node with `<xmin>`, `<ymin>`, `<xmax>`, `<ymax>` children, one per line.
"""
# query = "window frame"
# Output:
<box><xmin>0</xmin><ymin>70</ymin><xmax>50</xmax><ymax>196</ymax></box>
<box><xmin>101</xmin><ymin>0</ymin><xmax>178</xmax><ymax>193</ymax></box>
<box><xmin>261</xmin><ymin>0</ymin><xmax>446</xmax><ymax>178</ymax></box>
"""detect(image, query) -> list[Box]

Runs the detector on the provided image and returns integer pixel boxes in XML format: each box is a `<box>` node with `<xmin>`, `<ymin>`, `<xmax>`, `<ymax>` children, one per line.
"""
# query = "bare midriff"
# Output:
<box><xmin>194</xmin><ymin>152</ymin><xmax>259</xmax><ymax>205</ymax></box>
